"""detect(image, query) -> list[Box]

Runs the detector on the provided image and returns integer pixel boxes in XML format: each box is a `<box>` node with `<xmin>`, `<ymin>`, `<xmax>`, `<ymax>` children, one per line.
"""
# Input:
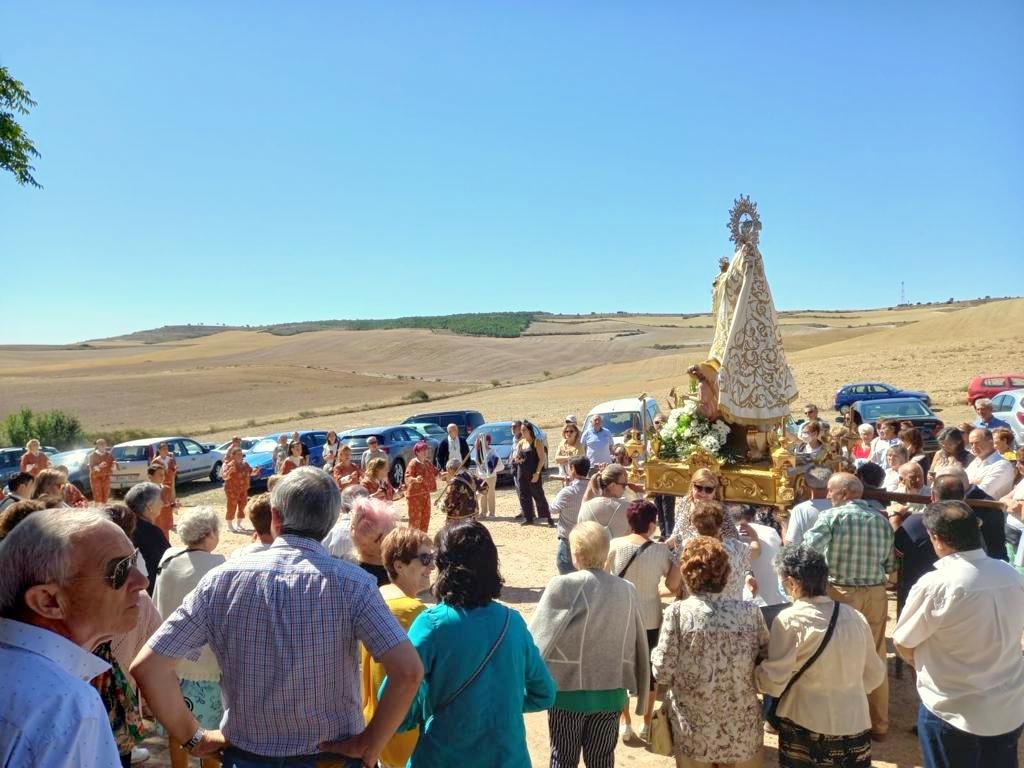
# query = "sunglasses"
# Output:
<box><xmin>412</xmin><ymin>552</ymin><xmax>436</xmax><ymax>567</ymax></box>
<box><xmin>71</xmin><ymin>549</ymin><xmax>140</xmax><ymax>590</ymax></box>
<box><xmin>692</xmin><ymin>484</ymin><xmax>716</xmax><ymax>494</ymax></box>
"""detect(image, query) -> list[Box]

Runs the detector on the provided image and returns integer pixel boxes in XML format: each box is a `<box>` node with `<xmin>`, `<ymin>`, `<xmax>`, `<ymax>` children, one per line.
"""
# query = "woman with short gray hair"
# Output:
<box><xmin>755</xmin><ymin>544</ymin><xmax>886</xmax><ymax>767</ymax></box>
<box><xmin>126</xmin><ymin>481</ymin><xmax>169</xmax><ymax>595</ymax></box>
<box><xmin>153</xmin><ymin>506</ymin><xmax>226</xmax><ymax>768</ymax></box>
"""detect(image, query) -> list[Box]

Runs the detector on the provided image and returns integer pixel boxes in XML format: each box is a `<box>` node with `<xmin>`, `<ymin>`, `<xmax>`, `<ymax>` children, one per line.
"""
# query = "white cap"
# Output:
<box><xmin>565</xmin><ymin>414</ymin><xmax>577</xmax><ymax>424</ymax></box>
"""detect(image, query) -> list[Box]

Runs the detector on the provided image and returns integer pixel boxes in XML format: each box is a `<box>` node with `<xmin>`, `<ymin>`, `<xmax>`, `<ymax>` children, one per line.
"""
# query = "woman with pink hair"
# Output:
<box><xmin>349</xmin><ymin>496</ymin><xmax>399</xmax><ymax>586</ymax></box>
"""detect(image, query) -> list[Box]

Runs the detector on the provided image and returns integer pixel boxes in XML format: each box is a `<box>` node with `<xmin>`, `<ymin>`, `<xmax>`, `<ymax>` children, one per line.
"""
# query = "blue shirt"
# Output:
<box><xmin>580</xmin><ymin>427</ymin><xmax>615</xmax><ymax>465</ymax></box>
<box><xmin>148</xmin><ymin>535</ymin><xmax>408</xmax><ymax>757</ymax></box>
<box><xmin>392</xmin><ymin>601</ymin><xmax>555</xmax><ymax>768</ymax></box>
<box><xmin>0</xmin><ymin>618</ymin><xmax>120</xmax><ymax>768</ymax></box>
<box><xmin>975</xmin><ymin>416</ymin><xmax>1012</xmax><ymax>431</ymax></box>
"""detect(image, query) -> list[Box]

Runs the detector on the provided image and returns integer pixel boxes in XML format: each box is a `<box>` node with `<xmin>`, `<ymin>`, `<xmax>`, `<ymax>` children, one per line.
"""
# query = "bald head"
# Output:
<box><xmin>826</xmin><ymin>472</ymin><xmax>863</xmax><ymax>506</ymax></box>
<box><xmin>898</xmin><ymin>462</ymin><xmax>925</xmax><ymax>493</ymax></box>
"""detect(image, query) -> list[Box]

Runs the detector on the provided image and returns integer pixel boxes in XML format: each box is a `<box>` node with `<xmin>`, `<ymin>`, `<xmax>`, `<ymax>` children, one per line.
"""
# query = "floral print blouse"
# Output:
<box><xmin>652</xmin><ymin>594</ymin><xmax>769</xmax><ymax>764</ymax></box>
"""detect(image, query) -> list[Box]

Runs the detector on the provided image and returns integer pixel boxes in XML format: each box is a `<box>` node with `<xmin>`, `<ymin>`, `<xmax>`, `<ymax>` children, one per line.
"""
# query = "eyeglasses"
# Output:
<box><xmin>70</xmin><ymin>549</ymin><xmax>140</xmax><ymax>590</ymax></box>
<box><xmin>413</xmin><ymin>552</ymin><xmax>435</xmax><ymax>567</ymax></box>
<box><xmin>692</xmin><ymin>484</ymin><xmax>716</xmax><ymax>494</ymax></box>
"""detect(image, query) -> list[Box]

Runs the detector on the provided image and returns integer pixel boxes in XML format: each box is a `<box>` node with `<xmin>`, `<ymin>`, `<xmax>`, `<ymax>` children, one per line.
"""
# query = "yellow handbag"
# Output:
<box><xmin>648</xmin><ymin>705</ymin><xmax>674</xmax><ymax>756</ymax></box>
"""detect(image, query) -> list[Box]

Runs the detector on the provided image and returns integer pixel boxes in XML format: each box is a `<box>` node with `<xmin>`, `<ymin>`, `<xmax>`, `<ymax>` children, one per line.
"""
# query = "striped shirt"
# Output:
<box><xmin>803</xmin><ymin>499</ymin><xmax>895</xmax><ymax>586</ymax></box>
<box><xmin>147</xmin><ymin>535</ymin><xmax>407</xmax><ymax>757</ymax></box>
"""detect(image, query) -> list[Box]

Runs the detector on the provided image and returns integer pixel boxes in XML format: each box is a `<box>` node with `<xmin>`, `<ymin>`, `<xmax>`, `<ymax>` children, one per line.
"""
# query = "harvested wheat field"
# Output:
<box><xmin>1</xmin><ymin>300</ymin><xmax>1017</xmax><ymax>439</ymax></box>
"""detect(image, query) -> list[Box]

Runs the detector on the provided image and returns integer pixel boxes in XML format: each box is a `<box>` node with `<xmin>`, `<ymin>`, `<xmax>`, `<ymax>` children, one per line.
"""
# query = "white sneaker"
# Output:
<box><xmin>130</xmin><ymin>747</ymin><xmax>150</xmax><ymax>765</ymax></box>
<box><xmin>638</xmin><ymin>723</ymin><xmax>650</xmax><ymax>742</ymax></box>
<box><xmin>619</xmin><ymin>722</ymin><xmax>635</xmax><ymax>742</ymax></box>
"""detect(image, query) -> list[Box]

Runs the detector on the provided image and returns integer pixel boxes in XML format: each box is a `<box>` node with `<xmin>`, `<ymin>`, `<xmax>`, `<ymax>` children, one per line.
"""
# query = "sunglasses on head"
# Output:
<box><xmin>693</xmin><ymin>484</ymin><xmax>716</xmax><ymax>494</ymax></box>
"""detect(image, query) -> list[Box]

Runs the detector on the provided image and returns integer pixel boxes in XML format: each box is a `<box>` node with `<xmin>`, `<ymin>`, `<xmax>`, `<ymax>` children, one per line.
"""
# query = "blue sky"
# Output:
<box><xmin>3</xmin><ymin>2</ymin><xmax>1022</xmax><ymax>344</ymax></box>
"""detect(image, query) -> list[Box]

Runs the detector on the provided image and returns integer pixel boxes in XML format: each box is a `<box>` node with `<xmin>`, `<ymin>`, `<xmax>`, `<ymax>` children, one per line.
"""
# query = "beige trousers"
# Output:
<box><xmin>827</xmin><ymin>583</ymin><xmax>889</xmax><ymax>735</ymax></box>
<box><xmin>477</xmin><ymin>473</ymin><xmax>497</xmax><ymax>515</ymax></box>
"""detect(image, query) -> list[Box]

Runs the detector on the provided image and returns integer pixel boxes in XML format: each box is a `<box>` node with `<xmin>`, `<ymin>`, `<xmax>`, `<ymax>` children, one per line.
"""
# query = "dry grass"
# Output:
<box><xmin>0</xmin><ymin>300</ymin><xmax>1020</xmax><ymax>439</ymax></box>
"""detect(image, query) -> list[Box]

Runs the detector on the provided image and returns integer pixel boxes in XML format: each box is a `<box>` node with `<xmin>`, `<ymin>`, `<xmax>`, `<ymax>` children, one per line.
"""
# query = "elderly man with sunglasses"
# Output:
<box><xmin>132</xmin><ymin>467</ymin><xmax>424</xmax><ymax>768</ymax></box>
<box><xmin>0</xmin><ymin>507</ymin><xmax>149</xmax><ymax>767</ymax></box>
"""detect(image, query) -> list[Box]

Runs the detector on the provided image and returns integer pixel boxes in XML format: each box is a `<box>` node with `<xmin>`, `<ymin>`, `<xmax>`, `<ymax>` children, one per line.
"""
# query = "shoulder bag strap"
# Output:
<box><xmin>778</xmin><ymin>601</ymin><xmax>841</xmax><ymax>705</ymax></box>
<box><xmin>617</xmin><ymin>540</ymin><xmax>654</xmax><ymax>579</ymax></box>
<box><xmin>155</xmin><ymin>548</ymin><xmax>201</xmax><ymax>576</ymax></box>
<box><xmin>434</xmin><ymin>606</ymin><xmax>512</xmax><ymax>714</ymax></box>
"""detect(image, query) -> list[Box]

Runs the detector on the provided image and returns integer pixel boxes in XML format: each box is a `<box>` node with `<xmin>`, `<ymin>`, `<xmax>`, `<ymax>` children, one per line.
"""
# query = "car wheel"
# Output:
<box><xmin>210</xmin><ymin>461</ymin><xmax>223</xmax><ymax>483</ymax></box>
<box><xmin>838</xmin><ymin>405</ymin><xmax>850</xmax><ymax>415</ymax></box>
<box><xmin>390</xmin><ymin>459</ymin><xmax>406</xmax><ymax>488</ymax></box>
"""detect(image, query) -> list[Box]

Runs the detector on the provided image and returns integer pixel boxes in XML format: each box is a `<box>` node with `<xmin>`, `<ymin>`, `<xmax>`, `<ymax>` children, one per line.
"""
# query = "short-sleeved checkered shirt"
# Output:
<box><xmin>147</xmin><ymin>534</ymin><xmax>408</xmax><ymax>757</ymax></box>
<box><xmin>802</xmin><ymin>499</ymin><xmax>895</xmax><ymax>587</ymax></box>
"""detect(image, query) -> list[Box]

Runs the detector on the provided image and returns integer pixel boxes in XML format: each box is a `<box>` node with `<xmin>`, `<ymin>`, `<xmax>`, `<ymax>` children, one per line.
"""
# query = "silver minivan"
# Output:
<box><xmin>110</xmin><ymin>436</ymin><xmax>224</xmax><ymax>491</ymax></box>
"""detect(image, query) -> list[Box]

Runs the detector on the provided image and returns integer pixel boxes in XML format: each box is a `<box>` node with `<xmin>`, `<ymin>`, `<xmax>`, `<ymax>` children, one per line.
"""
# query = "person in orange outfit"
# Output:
<box><xmin>55</xmin><ymin>466</ymin><xmax>89</xmax><ymax>507</ymax></box>
<box><xmin>280</xmin><ymin>440</ymin><xmax>305</xmax><ymax>475</ymax></box>
<box><xmin>147</xmin><ymin>463</ymin><xmax>177</xmax><ymax>538</ymax></box>
<box><xmin>19</xmin><ymin>439</ymin><xmax>50</xmax><ymax>477</ymax></box>
<box><xmin>88</xmin><ymin>439</ymin><xmax>117</xmax><ymax>503</ymax></box>
<box><xmin>363</xmin><ymin>457</ymin><xmax>400</xmax><ymax>502</ymax></box>
<box><xmin>152</xmin><ymin>441</ymin><xmax>178</xmax><ymax>502</ymax></box>
<box><xmin>222</xmin><ymin>446</ymin><xmax>256</xmax><ymax>533</ymax></box>
<box><xmin>332</xmin><ymin>444</ymin><xmax>362</xmax><ymax>491</ymax></box>
<box><xmin>404</xmin><ymin>441</ymin><xmax>438</xmax><ymax>532</ymax></box>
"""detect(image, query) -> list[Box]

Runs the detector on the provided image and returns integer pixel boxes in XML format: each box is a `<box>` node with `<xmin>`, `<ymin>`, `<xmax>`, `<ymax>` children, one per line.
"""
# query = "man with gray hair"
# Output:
<box><xmin>932</xmin><ymin>466</ymin><xmax>1007</xmax><ymax>560</ymax></box>
<box><xmin>0</xmin><ymin>507</ymin><xmax>148</xmax><ymax>767</ymax></box>
<box><xmin>966</xmin><ymin>428</ymin><xmax>1014</xmax><ymax>500</ymax></box>
<box><xmin>894</xmin><ymin>501</ymin><xmax>1024</xmax><ymax>767</ymax></box>
<box><xmin>132</xmin><ymin>467</ymin><xmax>423</xmax><ymax>767</ymax></box>
<box><xmin>784</xmin><ymin>465</ymin><xmax>832</xmax><ymax>544</ymax></box>
<box><xmin>973</xmin><ymin>398</ymin><xmax>1012</xmax><ymax>431</ymax></box>
<box><xmin>804</xmin><ymin>472</ymin><xmax>894</xmax><ymax>740</ymax></box>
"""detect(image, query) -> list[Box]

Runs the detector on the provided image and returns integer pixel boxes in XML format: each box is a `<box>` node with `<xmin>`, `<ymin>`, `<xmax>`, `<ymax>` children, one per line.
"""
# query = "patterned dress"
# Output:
<box><xmin>19</xmin><ymin>451</ymin><xmax>49</xmax><ymax>477</ymax></box>
<box><xmin>669</xmin><ymin>498</ymin><xmax>740</xmax><ymax>551</ymax></box>
<box><xmin>405</xmin><ymin>458</ymin><xmax>438</xmax><ymax>532</ymax></box>
<box><xmin>222</xmin><ymin>460</ymin><xmax>253</xmax><ymax>519</ymax></box>
<box><xmin>89</xmin><ymin>449</ymin><xmax>115</xmax><ymax>503</ymax></box>
<box><xmin>332</xmin><ymin>461</ymin><xmax>362</xmax><ymax>491</ymax></box>
<box><xmin>652</xmin><ymin>594</ymin><xmax>769</xmax><ymax>764</ymax></box>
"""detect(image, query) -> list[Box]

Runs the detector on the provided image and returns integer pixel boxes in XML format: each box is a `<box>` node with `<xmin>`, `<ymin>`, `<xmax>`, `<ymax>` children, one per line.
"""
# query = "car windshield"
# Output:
<box><xmin>250</xmin><ymin>438</ymin><xmax>280</xmax><ymax>453</ymax></box>
<box><xmin>589</xmin><ymin>411</ymin><xmax>641</xmax><ymax>437</ymax></box>
<box><xmin>420</xmin><ymin>424</ymin><xmax>446</xmax><ymax>436</ymax></box>
<box><xmin>468</xmin><ymin>425</ymin><xmax>515</xmax><ymax>445</ymax></box>
<box><xmin>862</xmin><ymin>400</ymin><xmax>931</xmax><ymax>420</ymax></box>
<box><xmin>112</xmin><ymin>445</ymin><xmax>150</xmax><ymax>461</ymax></box>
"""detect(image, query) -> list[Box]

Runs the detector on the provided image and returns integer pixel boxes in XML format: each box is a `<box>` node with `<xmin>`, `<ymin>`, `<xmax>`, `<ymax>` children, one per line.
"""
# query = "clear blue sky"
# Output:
<box><xmin>3</xmin><ymin>2</ymin><xmax>1022</xmax><ymax>344</ymax></box>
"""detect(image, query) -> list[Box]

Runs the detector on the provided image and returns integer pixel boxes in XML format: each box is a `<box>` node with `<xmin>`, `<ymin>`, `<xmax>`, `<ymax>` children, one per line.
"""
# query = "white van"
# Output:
<box><xmin>583</xmin><ymin>396</ymin><xmax>663</xmax><ymax>444</ymax></box>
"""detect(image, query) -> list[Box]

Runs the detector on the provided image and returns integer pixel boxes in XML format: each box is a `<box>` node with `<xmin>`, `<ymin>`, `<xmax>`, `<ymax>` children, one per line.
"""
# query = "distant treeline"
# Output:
<box><xmin>265</xmin><ymin>312</ymin><xmax>537</xmax><ymax>338</ymax></box>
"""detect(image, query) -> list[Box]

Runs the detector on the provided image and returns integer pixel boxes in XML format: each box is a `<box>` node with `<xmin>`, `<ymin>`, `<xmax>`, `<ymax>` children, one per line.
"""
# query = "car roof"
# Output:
<box><xmin>114</xmin><ymin>435</ymin><xmax>191</xmax><ymax>447</ymax></box>
<box><xmin>255</xmin><ymin>430</ymin><xmax>327</xmax><ymax>440</ymax></box>
<box><xmin>343</xmin><ymin>425</ymin><xmax>406</xmax><ymax>436</ymax></box>
<box><xmin>471</xmin><ymin>421</ymin><xmax>544</xmax><ymax>431</ymax></box>
<box><xmin>844</xmin><ymin>382</ymin><xmax>889</xmax><ymax>387</ymax></box>
<box><xmin>857</xmin><ymin>397</ymin><xmax>927</xmax><ymax>404</ymax></box>
<box><xmin>586</xmin><ymin>397</ymin><xmax>650</xmax><ymax>414</ymax></box>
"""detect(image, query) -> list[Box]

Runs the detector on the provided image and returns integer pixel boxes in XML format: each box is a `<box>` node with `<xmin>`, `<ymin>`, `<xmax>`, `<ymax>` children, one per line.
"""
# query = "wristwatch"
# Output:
<box><xmin>183</xmin><ymin>725</ymin><xmax>206</xmax><ymax>753</ymax></box>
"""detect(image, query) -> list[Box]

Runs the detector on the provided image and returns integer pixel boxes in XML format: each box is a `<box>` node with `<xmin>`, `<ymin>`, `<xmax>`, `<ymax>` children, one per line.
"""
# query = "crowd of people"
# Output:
<box><xmin>0</xmin><ymin>393</ymin><xmax>1022</xmax><ymax>768</ymax></box>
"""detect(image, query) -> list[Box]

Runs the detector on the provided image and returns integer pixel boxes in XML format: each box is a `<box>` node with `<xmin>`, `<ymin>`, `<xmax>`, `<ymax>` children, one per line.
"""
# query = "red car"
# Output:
<box><xmin>967</xmin><ymin>374</ymin><xmax>1024</xmax><ymax>405</ymax></box>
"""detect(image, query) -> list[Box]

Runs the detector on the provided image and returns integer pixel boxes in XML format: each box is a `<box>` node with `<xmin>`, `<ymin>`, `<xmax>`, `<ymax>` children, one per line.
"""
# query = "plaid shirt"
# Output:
<box><xmin>148</xmin><ymin>535</ymin><xmax>407</xmax><ymax>757</ymax></box>
<box><xmin>802</xmin><ymin>499</ymin><xmax>895</xmax><ymax>587</ymax></box>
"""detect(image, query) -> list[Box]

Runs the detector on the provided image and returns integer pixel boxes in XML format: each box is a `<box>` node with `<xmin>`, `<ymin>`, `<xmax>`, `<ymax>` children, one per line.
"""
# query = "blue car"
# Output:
<box><xmin>245</xmin><ymin>430</ymin><xmax>330</xmax><ymax>487</ymax></box>
<box><xmin>466</xmin><ymin>422</ymin><xmax>548</xmax><ymax>484</ymax></box>
<box><xmin>833</xmin><ymin>382</ymin><xmax>930</xmax><ymax>414</ymax></box>
<box><xmin>48</xmin><ymin>448</ymin><xmax>94</xmax><ymax>495</ymax></box>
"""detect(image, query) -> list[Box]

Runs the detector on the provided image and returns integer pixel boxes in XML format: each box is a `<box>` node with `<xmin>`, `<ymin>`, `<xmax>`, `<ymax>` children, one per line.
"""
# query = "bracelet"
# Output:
<box><xmin>182</xmin><ymin>724</ymin><xmax>206</xmax><ymax>753</ymax></box>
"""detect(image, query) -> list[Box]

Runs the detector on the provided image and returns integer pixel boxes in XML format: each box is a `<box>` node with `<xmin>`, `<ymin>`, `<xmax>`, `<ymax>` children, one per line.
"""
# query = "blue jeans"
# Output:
<box><xmin>221</xmin><ymin>747</ymin><xmax>364</xmax><ymax>768</ymax></box>
<box><xmin>556</xmin><ymin>537</ymin><xmax>576</xmax><ymax>575</ymax></box>
<box><xmin>917</xmin><ymin>704</ymin><xmax>1022</xmax><ymax>768</ymax></box>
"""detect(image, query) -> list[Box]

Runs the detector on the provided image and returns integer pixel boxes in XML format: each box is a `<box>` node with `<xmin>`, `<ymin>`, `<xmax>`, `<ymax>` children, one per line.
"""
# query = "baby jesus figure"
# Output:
<box><xmin>685</xmin><ymin>361</ymin><xmax>721</xmax><ymax>422</ymax></box>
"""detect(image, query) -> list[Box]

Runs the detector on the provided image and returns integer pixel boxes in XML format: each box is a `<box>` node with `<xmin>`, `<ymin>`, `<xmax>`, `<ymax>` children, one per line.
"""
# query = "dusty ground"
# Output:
<box><xmin>131</xmin><ymin>474</ymin><xmax>1024</xmax><ymax>768</ymax></box>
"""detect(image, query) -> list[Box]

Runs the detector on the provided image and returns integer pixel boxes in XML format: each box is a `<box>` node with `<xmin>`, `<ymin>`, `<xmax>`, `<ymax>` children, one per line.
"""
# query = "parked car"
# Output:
<box><xmin>967</xmin><ymin>374</ymin><xmax>1024</xmax><ymax>406</ymax></box>
<box><xmin>403</xmin><ymin>422</ymin><xmax>448</xmax><ymax>440</ymax></box>
<box><xmin>833</xmin><ymin>382</ymin><xmax>931</xmax><ymax>414</ymax></box>
<box><xmin>214</xmin><ymin>437</ymin><xmax>260</xmax><ymax>455</ymax></box>
<box><xmin>109</xmin><ymin>436</ymin><xmax>225</xmax><ymax>492</ymax></box>
<box><xmin>991</xmin><ymin>389</ymin><xmax>1024</xmax><ymax>444</ymax></box>
<box><xmin>583</xmin><ymin>397</ymin><xmax>663</xmax><ymax>444</ymax></box>
<box><xmin>401</xmin><ymin>411</ymin><xmax>485</xmax><ymax>438</ymax></box>
<box><xmin>48</xmin><ymin>448</ymin><xmax>94</xmax><ymax>495</ymax></box>
<box><xmin>0</xmin><ymin>448</ymin><xmax>25</xmax><ymax>488</ymax></box>
<box><xmin>245</xmin><ymin>430</ymin><xmax>331</xmax><ymax>487</ymax></box>
<box><xmin>846</xmin><ymin>398</ymin><xmax>944</xmax><ymax>452</ymax></box>
<box><xmin>466</xmin><ymin>422</ymin><xmax>549</xmax><ymax>483</ymax></box>
<box><xmin>341</xmin><ymin>426</ymin><xmax>435</xmax><ymax>487</ymax></box>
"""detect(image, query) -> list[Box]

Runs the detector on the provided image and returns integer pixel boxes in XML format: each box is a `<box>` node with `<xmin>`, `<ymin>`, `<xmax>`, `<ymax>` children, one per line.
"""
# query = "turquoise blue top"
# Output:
<box><xmin>388</xmin><ymin>601</ymin><xmax>555</xmax><ymax>768</ymax></box>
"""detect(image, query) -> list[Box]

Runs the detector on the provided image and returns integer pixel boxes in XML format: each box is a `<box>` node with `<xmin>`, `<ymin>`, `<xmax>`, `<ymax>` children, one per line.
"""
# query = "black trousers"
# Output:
<box><xmin>653</xmin><ymin>494</ymin><xmax>675</xmax><ymax>538</ymax></box>
<box><xmin>517</xmin><ymin>475</ymin><xmax>551</xmax><ymax>521</ymax></box>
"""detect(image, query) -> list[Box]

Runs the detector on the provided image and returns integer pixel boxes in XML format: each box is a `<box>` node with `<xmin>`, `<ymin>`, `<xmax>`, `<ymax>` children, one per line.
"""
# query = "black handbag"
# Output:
<box><xmin>765</xmin><ymin>601</ymin><xmax>840</xmax><ymax>730</ymax></box>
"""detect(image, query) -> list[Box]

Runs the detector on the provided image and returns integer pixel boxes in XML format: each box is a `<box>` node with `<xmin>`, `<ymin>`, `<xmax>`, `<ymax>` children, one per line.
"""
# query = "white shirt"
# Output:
<box><xmin>230</xmin><ymin>541</ymin><xmax>273</xmax><ymax>559</ymax></box>
<box><xmin>893</xmin><ymin>549</ymin><xmax>1024</xmax><ymax>736</ymax></box>
<box><xmin>747</xmin><ymin>522</ymin><xmax>786</xmax><ymax>605</ymax></box>
<box><xmin>0</xmin><ymin>618</ymin><xmax>120</xmax><ymax>767</ymax></box>
<box><xmin>322</xmin><ymin>514</ymin><xmax>354</xmax><ymax>560</ymax></box>
<box><xmin>966</xmin><ymin>452</ymin><xmax>1015</xmax><ymax>499</ymax></box>
<box><xmin>869</xmin><ymin>436</ymin><xmax>898</xmax><ymax>466</ymax></box>
<box><xmin>785</xmin><ymin>498</ymin><xmax>831</xmax><ymax>544</ymax></box>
